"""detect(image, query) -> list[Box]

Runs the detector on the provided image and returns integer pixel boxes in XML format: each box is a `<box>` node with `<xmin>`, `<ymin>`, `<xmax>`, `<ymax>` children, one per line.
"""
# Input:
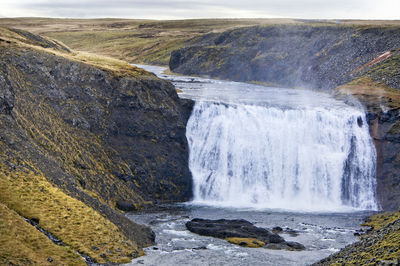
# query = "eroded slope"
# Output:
<box><xmin>0</xmin><ymin>27</ymin><xmax>192</xmax><ymax>264</ymax></box>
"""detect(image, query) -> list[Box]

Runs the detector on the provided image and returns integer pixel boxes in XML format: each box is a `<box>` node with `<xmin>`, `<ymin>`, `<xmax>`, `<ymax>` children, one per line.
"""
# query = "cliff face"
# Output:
<box><xmin>335</xmin><ymin>52</ymin><xmax>400</xmax><ymax>210</ymax></box>
<box><xmin>0</xmin><ymin>47</ymin><xmax>193</xmax><ymax>203</ymax></box>
<box><xmin>170</xmin><ymin>25</ymin><xmax>400</xmax><ymax>90</ymax></box>
<box><xmin>368</xmin><ymin>109</ymin><xmax>400</xmax><ymax>211</ymax></box>
<box><xmin>170</xmin><ymin>24</ymin><xmax>400</xmax><ymax>211</ymax></box>
<box><xmin>0</xmin><ymin>27</ymin><xmax>192</xmax><ymax>264</ymax></box>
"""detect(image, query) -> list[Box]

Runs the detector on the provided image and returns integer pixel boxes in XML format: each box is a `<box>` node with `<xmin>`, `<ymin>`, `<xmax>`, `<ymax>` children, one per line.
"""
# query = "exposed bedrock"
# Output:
<box><xmin>366</xmin><ymin>109</ymin><xmax>400</xmax><ymax>210</ymax></box>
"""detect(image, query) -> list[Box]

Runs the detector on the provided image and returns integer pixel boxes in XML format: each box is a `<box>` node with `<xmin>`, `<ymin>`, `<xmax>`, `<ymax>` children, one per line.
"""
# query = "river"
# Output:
<box><xmin>126</xmin><ymin>64</ymin><xmax>378</xmax><ymax>265</ymax></box>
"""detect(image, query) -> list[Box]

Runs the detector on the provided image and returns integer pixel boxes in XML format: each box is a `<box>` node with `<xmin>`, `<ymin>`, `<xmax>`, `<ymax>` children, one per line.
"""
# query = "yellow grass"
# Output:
<box><xmin>0</xmin><ymin>27</ymin><xmax>153</xmax><ymax>78</ymax></box>
<box><xmin>226</xmin><ymin>237</ymin><xmax>265</xmax><ymax>248</ymax></box>
<box><xmin>0</xmin><ymin>202</ymin><xmax>85</xmax><ymax>265</ymax></box>
<box><xmin>362</xmin><ymin>211</ymin><xmax>400</xmax><ymax>230</ymax></box>
<box><xmin>0</xmin><ymin>162</ymin><xmax>139</xmax><ymax>264</ymax></box>
<box><xmin>335</xmin><ymin>77</ymin><xmax>400</xmax><ymax>108</ymax></box>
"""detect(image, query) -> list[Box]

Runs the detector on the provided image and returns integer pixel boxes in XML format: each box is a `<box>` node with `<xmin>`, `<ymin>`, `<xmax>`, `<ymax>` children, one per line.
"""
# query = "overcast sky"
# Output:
<box><xmin>0</xmin><ymin>0</ymin><xmax>399</xmax><ymax>20</ymax></box>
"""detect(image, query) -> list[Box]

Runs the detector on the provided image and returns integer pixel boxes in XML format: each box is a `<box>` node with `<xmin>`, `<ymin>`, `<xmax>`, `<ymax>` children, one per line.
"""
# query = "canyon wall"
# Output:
<box><xmin>0</xmin><ymin>27</ymin><xmax>192</xmax><ymax>264</ymax></box>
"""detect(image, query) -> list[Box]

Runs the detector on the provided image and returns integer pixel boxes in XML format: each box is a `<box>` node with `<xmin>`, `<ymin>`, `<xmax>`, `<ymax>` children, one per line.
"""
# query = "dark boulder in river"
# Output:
<box><xmin>185</xmin><ymin>218</ymin><xmax>305</xmax><ymax>250</ymax></box>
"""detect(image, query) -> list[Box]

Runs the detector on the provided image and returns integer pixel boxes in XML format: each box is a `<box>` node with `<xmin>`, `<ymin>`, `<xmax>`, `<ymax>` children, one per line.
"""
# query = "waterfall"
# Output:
<box><xmin>186</xmin><ymin>101</ymin><xmax>377</xmax><ymax>211</ymax></box>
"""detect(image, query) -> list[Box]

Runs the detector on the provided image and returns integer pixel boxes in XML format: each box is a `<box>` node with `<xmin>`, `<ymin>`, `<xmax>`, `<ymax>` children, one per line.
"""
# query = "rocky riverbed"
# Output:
<box><xmin>126</xmin><ymin>204</ymin><xmax>374</xmax><ymax>266</ymax></box>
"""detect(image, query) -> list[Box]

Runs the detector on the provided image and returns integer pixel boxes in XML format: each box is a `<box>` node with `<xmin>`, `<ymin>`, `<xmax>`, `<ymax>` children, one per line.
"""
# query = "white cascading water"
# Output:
<box><xmin>187</xmin><ymin>101</ymin><xmax>378</xmax><ymax>211</ymax></box>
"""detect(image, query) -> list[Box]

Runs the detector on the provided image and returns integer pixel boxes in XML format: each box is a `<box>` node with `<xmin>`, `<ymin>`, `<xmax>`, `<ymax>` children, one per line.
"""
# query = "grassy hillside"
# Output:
<box><xmin>0</xmin><ymin>18</ymin><xmax>301</xmax><ymax>65</ymax></box>
<box><xmin>0</xmin><ymin>161</ymin><xmax>139</xmax><ymax>264</ymax></box>
<box><xmin>0</xmin><ymin>202</ymin><xmax>85</xmax><ymax>266</ymax></box>
<box><xmin>1</xmin><ymin>18</ymin><xmax>399</xmax><ymax>66</ymax></box>
<box><xmin>0</xmin><ymin>26</ymin><xmax>181</xmax><ymax>264</ymax></box>
<box><xmin>0</xmin><ymin>27</ymin><xmax>151</xmax><ymax>77</ymax></box>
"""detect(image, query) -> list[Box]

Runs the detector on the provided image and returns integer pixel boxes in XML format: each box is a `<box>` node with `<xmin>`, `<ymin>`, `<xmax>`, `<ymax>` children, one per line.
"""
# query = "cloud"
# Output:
<box><xmin>0</xmin><ymin>0</ymin><xmax>399</xmax><ymax>19</ymax></box>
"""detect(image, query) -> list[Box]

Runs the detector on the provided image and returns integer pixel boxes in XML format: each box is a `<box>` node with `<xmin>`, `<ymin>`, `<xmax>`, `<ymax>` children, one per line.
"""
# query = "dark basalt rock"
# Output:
<box><xmin>186</xmin><ymin>218</ymin><xmax>283</xmax><ymax>243</ymax></box>
<box><xmin>272</xmin><ymin>226</ymin><xmax>299</xmax><ymax>237</ymax></box>
<box><xmin>286</xmin><ymin>241</ymin><xmax>305</xmax><ymax>250</ymax></box>
<box><xmin>185</xmin><ymin>218</ymin><xmax>305</xmax><ymax>250</ymax></box>
<box><xmin>366</xmin><ymin>107</ymin><xmax>400</xmax><ymax>210</ymax></box>
<box><xmin>265</xmin><ymin>241</ymin><xmax>305</xmax><ymax>251</ymax></box>
<box><xmin>116</xmin><ymin>201</ymin><xmax>137</xmax><ymax>212</ymax></box>
<box><xmin>285</xmin><ymin>228</ymin><xmax>299</xmax><ymax>237</ymax></box>
<box><xmin>272</xmin><ymin>226</ymin><xmax>283</xmax><ymax>233</ymax></box>
<box><xmin>0</xmin><ymin>72</ymin><xmax>14</xmax><ymax>115</ymax></box>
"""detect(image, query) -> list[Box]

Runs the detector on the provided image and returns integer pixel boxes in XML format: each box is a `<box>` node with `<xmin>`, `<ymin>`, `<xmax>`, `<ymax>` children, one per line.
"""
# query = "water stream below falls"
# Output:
<box><xmin>127</xmin><ymin>64</ymin><xmax>379</xmax><ymax>265</ymax></box>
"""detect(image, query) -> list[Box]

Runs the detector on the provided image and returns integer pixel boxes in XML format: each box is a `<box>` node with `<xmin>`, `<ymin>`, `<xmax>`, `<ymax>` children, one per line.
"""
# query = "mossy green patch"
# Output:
<box><xmin>362</xmin><ymin>211</ymin><xmax>400</xmax><ymax>230</ymax></box>
<box><xmin>317</xmin><ymin>212</ymin><xmax>400</xmax><ymax>265</ymax></box>
<box><xmin>372</xmin><ymin>56</ymin><xmax>400</xmax><ymax>75</ymax></box>
<box><xmin>226</xmin><ymin>237</ymin><xmax>265</xmax><ymax>248</ymax></box>
<box><xmin>198</xmin><ymin>46</ymin><xmax>229</xmax><ymax>70</ymax></box>
<box><xmin>388</xmin><ymin>122</ymin><xmax>400</xmax><ymax>134</ymax></box>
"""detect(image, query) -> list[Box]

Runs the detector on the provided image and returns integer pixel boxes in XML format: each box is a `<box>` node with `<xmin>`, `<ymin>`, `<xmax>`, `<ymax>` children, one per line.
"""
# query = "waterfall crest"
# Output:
<box><xmin>187</xmin><ymin>101</ymin><xmax>377</xmax><ymax>211</ymax></box>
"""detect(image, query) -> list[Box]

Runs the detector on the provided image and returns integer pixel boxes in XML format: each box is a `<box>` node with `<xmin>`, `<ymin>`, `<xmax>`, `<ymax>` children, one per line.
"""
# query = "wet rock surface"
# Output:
<box><xmin>116</xmin><ymin>201</ymin><xmax>139</xmax><ymax>212</ymax></box>
<box><xmin>186</xmin><ymin>218</ymin><xmax>305</xmax><ymax>250</ymax></box>
<box><xmin>366</xmin><ymin>108</ymin><xmax>400</xmax><ymax>210</ymax></box>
